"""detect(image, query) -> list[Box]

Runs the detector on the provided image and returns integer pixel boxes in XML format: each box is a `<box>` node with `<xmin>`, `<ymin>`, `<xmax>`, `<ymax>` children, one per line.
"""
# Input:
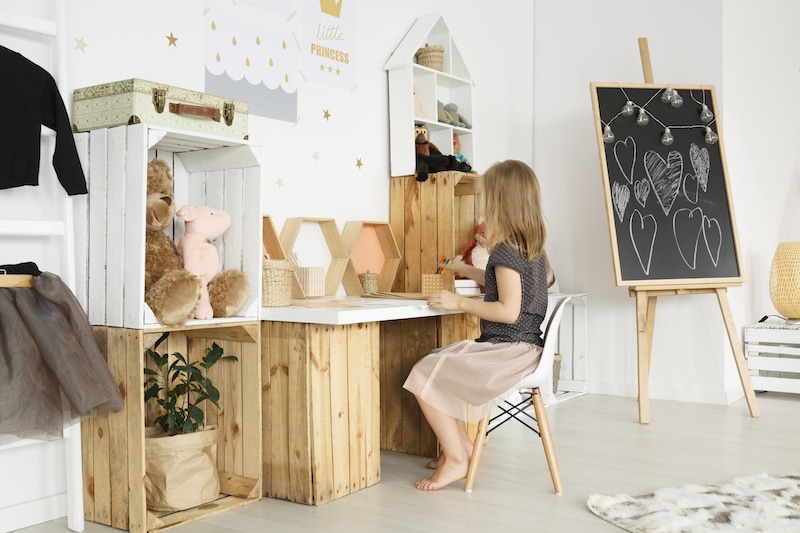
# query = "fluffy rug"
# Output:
<box><xmin>587</xmin><ymin>472</ymin><xmax>800</xmax><ymax>532</ymax></box>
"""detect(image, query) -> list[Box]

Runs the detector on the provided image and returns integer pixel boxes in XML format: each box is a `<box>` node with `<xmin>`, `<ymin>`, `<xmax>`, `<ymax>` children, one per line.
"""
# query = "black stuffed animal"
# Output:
<box><xmin>414</xmin><ymin>124</ymin><xmax>471</xmax><ymax>182</ymax></box>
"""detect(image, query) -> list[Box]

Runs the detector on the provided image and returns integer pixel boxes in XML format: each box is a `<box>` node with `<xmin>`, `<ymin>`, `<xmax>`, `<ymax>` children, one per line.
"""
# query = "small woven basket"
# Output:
<box><xmin>769</xmin><ymin>242</ymin><xmax>800</xmax><ymax>321</ymax></box>
<box><xmin>552</xmin><ymin>353</ymin><xmax>563</xmax><ymax>395</ymax></box>
<box><xmin>416</xmin><ymin>43</ymin><xmax>444</xmax><ymax>71</ymax></box>
<box><xmin>359</xmin><ymin>273</ymin><xmax>379</xmax><ymax>294</ymax></box>
<box><xmin>262</xmin><ymin>258</ymin><xmax>294</xmax><ymax>307</ymax></box>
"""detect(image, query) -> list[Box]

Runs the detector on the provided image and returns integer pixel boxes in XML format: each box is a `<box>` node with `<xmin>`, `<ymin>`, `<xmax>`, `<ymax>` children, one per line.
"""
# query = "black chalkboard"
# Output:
<box><xmin>590</xmin><ymin>83</ymin><xmax>743</xmax><ymax>287</ymax></box>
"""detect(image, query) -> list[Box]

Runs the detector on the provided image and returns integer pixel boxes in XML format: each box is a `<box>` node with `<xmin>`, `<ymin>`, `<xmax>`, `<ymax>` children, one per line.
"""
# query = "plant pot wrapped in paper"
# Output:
<box><xmin>143</xmin><ymin>339</ymin><xmax>237</xmax><ymax>512</ymax></box>
<box><xmin>144</xmin><ymin>425</ymin><xmax>220</xmax><ymax>512</ymax></box>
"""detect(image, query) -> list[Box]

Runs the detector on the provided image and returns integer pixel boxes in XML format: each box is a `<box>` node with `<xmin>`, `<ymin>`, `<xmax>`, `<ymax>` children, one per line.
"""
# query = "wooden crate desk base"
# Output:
<box><xmin>260</xmin><ymin>300</ymin><xmax>479</xmax><ymax>505</ymax></box>
<box><xmin>82</xmin><ymin>323</ymin><xmax>262</xmax><ymax>533</ymax></box>
<box><xmin>630</xmin><ymin>285</ymin><xmax>759</xmax><ymax>424</ymax></box>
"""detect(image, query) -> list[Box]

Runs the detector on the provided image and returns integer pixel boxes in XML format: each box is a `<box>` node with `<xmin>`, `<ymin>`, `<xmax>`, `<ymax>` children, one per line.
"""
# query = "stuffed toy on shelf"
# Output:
<box><xmin>414</xmin><ymin>123</ymin><xmax>471</xmax><ymax>182</ymax></box>
<box><xmin>144</xmin><ymin>159</ymin><xmax>203</xmax><ymax>327</ymax></box>
<box><xmin>175</xmin><ymin>205</ymin><xmax>249</xmax><ymax>320</ymax></box>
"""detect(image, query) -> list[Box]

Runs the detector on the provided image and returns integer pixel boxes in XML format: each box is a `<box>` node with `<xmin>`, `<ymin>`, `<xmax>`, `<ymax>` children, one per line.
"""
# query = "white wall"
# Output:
<box><xmin>534</xmin><ymin>0</ymin><xmax>800</xmax><ymax>403</ymax></box>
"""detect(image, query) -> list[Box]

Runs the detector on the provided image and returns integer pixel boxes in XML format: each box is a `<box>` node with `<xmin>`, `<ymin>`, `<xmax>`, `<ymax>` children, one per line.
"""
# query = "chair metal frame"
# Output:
<box><xmin>464</xmin><ymin>294</ymin><xmax>572</xmax><ymax>494</ymax></box>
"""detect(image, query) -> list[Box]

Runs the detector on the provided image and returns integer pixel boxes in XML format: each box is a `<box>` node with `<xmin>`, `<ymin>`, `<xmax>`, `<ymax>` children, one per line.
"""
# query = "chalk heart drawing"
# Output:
<box><xmin>634</xmin><ymin>178</ymin><xmax>650</xmax><ymax>207</ymax></box>
<box><xmin>612</xmin><ymin>181</ymin><xmax>631</xmax><ymax>222</ymax></box>
<box><xmin>614</xmin><ymin>136</ymin><xmax>636</xmax><ymax>184</ymax></box>
<box><xmin>673</xmin><ymin>207</ymin><xmax>722</xmax><ymax>269</ymax></box>
<box><xmin>644</xmin><ymin>149</ymin><xmax>683</xmax><ymax>216</ymax></box>
<box><xmin>689</xmin><ymin>143</ymin><xmax>710</xmax><ymax>192</ymax></box>
<box><xmin>683</xmin><ymin>173</ymin><xmax>699</xmax><ymax>204</ymax></box>
<box><xmin>629</xmin><ymin>209</ymin><xmax>657</xmax><ymax>275</ymax></box>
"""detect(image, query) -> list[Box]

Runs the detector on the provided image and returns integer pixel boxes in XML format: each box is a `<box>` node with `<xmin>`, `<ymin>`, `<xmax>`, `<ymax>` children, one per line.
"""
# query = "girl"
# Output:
<box><xmin>403</xmin><ymin>159</ymin><xmax>549</xmax><ymax>491</ymax></box>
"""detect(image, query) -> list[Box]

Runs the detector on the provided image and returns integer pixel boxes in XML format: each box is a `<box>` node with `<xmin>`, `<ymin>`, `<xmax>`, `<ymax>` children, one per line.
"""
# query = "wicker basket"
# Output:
<box><xmin>359</xmin><ymin>273</ymin><xmax>379</xmax><ymax>294</ymax></box>
<box><xmin>552</xmin><ymin>353</ymin><xmax>563</xmax><ymax>395</ymax></box>
<box><xmin>769</xmin><ymin>242</ymin><xmax>800</xmax><ymax>320</ymax></box>
<box><xmin>262</xmin><ymin>258</ymin><xmax>294</xmax><ymax>307</ymax></box>
<box><xmin>416</xmin><ymin>43</ymin><xmax>444</xmax><ymax>71</ymax></box>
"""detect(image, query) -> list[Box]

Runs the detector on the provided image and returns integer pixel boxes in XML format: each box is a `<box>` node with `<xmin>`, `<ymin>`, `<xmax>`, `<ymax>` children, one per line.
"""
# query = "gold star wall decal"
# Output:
<box><xmin>356</xmin><ymin>158</ymin><xmax>363</xmax><ymax>169</ymax></box>
<box><xmin>275</xmin><ymin>177</ymin><xmax>284</xmax><ymax>188</ymax></box>
<box><xmin>323</xmin><ymin>109</ymin><xmax>331</xmax><ymax>121</ymax></box>
<box><xmin>166</xmin><ymin>32</ymin><xmax>179</xmax><ymax>47</ymax></box>
<box><xmin>312</xmin><ymin>151</ymin><xmax>320</xmax><ymax>161</ymax></box>
<box><xmin>74</xmin><ymin>37</ymin><xmax>88</xmax><ymax>53</ymax></box>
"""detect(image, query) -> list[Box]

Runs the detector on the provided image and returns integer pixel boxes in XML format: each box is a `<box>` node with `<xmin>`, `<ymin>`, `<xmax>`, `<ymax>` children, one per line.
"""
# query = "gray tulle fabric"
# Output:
<box><xmin>0</xmin><ymin>272</ymin><xmax>123</xmax><ymax>444</ymax></box>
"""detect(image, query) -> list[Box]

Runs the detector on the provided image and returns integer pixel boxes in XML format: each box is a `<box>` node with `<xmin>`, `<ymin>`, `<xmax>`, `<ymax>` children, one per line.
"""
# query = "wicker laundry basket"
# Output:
<box><xmin>416</xmin><ymin>44</ymin><xmax>444</xmax><ymax>71</ymax></box>
<box><xmin>262</xmin><ymin>258</ymin><xmax>294</xmax><ymax>307</ymax></box>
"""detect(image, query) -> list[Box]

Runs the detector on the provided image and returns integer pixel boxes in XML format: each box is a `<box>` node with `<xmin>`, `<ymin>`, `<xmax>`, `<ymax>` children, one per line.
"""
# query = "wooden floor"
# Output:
<box><xmin>21</xmin><ymin>392</ymin><xmax>800</xmax><ymax>533</ymax></box>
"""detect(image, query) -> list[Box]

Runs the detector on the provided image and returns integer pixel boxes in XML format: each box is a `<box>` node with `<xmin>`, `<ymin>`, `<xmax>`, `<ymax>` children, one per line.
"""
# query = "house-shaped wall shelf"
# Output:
<box><xmin>384</xmin><ymin>13</ymin><xmax>475</xmax><ymax>178</ymax></box>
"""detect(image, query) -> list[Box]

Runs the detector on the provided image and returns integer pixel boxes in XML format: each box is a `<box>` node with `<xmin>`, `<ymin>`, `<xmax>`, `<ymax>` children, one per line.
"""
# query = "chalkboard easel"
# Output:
<box><xmin>591</xmin><ymin>38</ymin><xmax>759</xmax><ymax>423</ymax></box>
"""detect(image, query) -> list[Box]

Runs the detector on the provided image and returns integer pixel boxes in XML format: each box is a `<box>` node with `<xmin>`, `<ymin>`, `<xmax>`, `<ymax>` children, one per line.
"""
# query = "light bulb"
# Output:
<box><xmin>636</xmin><ymin>108</ymin><xmax>650</xmax><ymax>126</ymax></box>
<box><xmin>700</xmin><ymin>104</ymin><xmax>713</xmax><ymax>123</ymax></box>
<box><xmin>670</xmin><ymin>92</ymin><xmax>683</xmax><ymax>108</ymax></box>
<box><xmin>661</xmin><ymin>87</ymin><xmax>673</xmax><ymax>103</ymax></box>
<box><xmin>621</xmin><ymin>101</ymin><xmax>635</xmax><ymax>117</ymax></box>
<box><xmin>603</xmin><ymin>125</ymin><xmax>615</xmax><ymax>144</ymax></box>
<box><xmin>705</xmin><ymin>127</ymin><xmax>718</xmax><ymax>144</ymax></box>
<box><xmin>661</xmin><ymin>128</ymin><xmax>674</xmax><ymax>146</ymax></box>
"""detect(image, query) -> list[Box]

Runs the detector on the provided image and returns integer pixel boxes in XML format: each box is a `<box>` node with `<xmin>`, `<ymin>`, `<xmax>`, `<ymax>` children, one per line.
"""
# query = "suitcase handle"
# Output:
<box><xmin>169</xmin><ymin>102</ymin><xmax>221</xmax><ymax>122</ymax></box>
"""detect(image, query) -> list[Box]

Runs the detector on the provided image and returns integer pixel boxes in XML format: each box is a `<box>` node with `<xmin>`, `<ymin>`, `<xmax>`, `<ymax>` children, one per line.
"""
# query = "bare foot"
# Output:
<box><xmin>426</xmin><ymin>441</ymin><xmax>473</xmax><ymax>470</ymax></box>
<box><xmin>426</xmin><ymin>455</ymin><xmax>444</xmax><ymax>469</ymax></box>
<box><xmin>415</xmin><ymin>458</ymin><xmax>468</xmax><ymax>491</ymax></box>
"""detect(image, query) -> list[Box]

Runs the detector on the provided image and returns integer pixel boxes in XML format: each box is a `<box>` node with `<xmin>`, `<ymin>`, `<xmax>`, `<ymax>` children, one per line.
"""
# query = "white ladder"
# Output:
<box><xmin>0</xmin><ymin>2</ymin><xmax>83</xmax><ymax>532</ymax></box>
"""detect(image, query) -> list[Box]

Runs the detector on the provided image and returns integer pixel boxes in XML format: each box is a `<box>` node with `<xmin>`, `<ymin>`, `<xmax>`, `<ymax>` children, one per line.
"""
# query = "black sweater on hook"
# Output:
<box><xmin>0</xmin><ymin>45</ymin><xmax>87</xmax><ymax>195</ymax></box>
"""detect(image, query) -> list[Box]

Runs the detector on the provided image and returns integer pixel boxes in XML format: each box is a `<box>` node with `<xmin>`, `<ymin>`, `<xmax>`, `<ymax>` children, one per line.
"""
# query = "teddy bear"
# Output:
<box><xmin>459</xmin><ymin>218</ymin><xmax>490</xmax><ymax>271</ymax></box>
<box><xmin>414</xmin><ymin>123</ymin><xmax>471</xmax><ymax>182</ymax></box>
<box><xmin>443</xmin><ymin>102</ymin><xmax>472</xmax><ymax>129</ymax></box>
<box><xmin>144</xmin><ymin>159</ymin><xmax>203</xmax><ymax>327</ymax></box>
<box><xmin>175</xmin><ymin>205</ymin><xmax>250</xmax><ymax>320</ymax></box>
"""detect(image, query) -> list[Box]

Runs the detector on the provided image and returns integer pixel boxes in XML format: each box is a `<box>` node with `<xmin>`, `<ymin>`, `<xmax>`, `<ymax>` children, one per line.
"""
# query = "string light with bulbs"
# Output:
<box><xmin>600</xmin><ymin>86</ymin><xmax>719</xmax><ymax>146</ymax></box>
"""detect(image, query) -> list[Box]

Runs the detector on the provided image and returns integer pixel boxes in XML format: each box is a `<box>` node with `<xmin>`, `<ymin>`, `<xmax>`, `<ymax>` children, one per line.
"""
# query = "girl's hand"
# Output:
<box><xmin>427</xmin><ymin>289</ymin><xmax>462</xmax><ymax>311</ymax></box>
<box><xmin>441</xmin><ymin>255</ymin><xmax>466</xmax><ymax>276</ymax></box>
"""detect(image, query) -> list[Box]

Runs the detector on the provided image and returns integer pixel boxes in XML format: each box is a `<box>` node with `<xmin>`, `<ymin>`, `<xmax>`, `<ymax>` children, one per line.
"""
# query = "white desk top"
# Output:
<box><xmin>260</xmin><ymin>297</ymin><xmax>454</xmax><ymax>325</ymax></box>
<box><xmin>259</xmin><ymin>293</ymin><xmax>586</xmax><ymax>326</ymax></box>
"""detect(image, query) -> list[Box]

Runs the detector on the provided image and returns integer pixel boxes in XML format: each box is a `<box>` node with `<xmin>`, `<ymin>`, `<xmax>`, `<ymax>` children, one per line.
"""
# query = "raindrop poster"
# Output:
<box><xmin>205</xmin><ymin>9</ymin><xmax>298</xmax><ymax>122</ymax></box>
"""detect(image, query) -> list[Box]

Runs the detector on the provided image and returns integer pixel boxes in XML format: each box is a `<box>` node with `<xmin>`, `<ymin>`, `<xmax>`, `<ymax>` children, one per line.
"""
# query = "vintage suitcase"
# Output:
<box><xmin>72</xmin><ymin>79</ymin><xmax>248</xmax><ymax>139</ymax></box>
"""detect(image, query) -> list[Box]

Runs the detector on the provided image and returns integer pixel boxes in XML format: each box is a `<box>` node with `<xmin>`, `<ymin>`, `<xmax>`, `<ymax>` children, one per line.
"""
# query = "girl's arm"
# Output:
<box><xmin>431</xmin><ymin>265</ymin><xmax>521</xmax><ymax>324</ymax></box>
<box><xmin>441</xmin><ymin>255</ymin><xmax>486</xmax><ymax>286</ymax></box>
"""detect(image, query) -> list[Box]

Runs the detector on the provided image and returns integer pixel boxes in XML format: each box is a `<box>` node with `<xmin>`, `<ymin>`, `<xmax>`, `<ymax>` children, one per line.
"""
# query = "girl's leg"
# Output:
<box><xmin>414</xmin><ymin>395</ymin><xmax>470</xmax><ymax>490</ymax></box>
<box><xmin>426</xmin><ymin>419</ymin><xmax>473</xmax><ymax>469</ymax></box>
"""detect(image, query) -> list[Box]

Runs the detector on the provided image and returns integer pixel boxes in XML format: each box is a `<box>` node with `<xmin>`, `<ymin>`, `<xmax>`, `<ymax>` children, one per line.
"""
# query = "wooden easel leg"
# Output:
<box><xmin>715</xmin><ymin>288</ymin><xmax>760</xmax><ymax>417</ymax></box>
<box><xmin>635</xmin><ymin>291</ymin><xmax>657</xmax><ymax>424</ymax></box>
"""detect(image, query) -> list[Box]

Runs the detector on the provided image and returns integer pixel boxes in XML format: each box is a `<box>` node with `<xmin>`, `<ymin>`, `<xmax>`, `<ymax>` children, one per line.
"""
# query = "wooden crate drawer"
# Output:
<box><xmin>82</xmin><ymin>323</ymin><xmax>262</xmax><ymax>533</ymax></box>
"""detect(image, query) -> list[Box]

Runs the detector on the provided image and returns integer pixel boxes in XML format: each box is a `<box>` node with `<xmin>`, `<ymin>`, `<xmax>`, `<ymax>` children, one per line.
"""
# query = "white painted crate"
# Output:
<box><xmin>745</xmin><ymin>320</ymin><xmax>800</xmax><ymax>394</ymax></box>
<box><xmin>72</xmin><ymin>123</ymin><xmax>262</xmax><ymax>329</ymax></box>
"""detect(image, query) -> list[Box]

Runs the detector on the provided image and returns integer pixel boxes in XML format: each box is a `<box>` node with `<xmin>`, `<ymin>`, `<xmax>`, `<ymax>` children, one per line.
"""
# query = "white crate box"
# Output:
<box><xmin>745</xmin><ymin>320</ymin><xmax>800</xmax><ymax>394</ymax></box>
<box><xmin>73</xmin><ymin>123</ymin><xmax>262</xmax><ymax>329</ymax></box>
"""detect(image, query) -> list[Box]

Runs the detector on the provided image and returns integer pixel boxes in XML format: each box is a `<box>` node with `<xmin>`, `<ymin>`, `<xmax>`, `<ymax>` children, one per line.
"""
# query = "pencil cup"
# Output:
<box><xmin>298</xmin><ymin>266</ymin><xmax>325</xmax><ymax>297</ymax></box>
<box><xmin>421</xmin><ymin>274</ymin><xmax>444</xmax><ymax>297</ymax></box>
<box><xmin>358</xmin><ymin>273</ymin><xmax>379</xmax><ymax>294</ymax></box>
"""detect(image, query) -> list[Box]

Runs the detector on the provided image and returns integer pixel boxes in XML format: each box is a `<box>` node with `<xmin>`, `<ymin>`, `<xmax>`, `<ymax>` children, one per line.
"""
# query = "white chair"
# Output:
<box><xmin>464</xmin><ymin>294</ymin><xmax>572</xmax><ymax>494</ymax></box>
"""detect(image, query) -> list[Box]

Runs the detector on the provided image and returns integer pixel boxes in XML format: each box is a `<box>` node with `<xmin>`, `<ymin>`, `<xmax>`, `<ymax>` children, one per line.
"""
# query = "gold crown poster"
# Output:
<box><xmin>303</xmin><ymin>0</ymin><xmax>356</xmax><ymax>89</ymax></box>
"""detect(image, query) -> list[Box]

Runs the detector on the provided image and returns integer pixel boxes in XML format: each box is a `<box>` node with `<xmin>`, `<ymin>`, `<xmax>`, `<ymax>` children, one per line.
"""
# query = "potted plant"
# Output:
<box><xmin>143</xmin><ymin>335</ymin><xmax>238</xmax><ymax>512</ymax></box>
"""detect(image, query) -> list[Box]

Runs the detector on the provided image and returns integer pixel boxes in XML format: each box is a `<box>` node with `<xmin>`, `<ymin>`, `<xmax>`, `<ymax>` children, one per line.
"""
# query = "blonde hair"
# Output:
<box><xmin>479</xmin><ymin>160</ymin><xmax>546</xmax><ymax>261</ymax></box>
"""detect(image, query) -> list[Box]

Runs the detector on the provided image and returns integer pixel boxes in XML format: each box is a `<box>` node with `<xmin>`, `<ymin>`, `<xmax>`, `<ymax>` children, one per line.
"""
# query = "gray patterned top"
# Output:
<box><xmin>477</xmin><ymin>243</ymin><xmax>549</xmax><ymax>347</ymax></box>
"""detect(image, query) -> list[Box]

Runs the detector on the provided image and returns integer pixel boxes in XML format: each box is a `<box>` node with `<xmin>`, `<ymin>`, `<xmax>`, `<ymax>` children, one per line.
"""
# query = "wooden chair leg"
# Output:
<box><xmin>531</xmin><ymin>387</ymin><xmax>563</xmax><ymax>495</ymax></box>
<box><xmin>464</xmin><ymin>412</ymin><xmax>490</xmax><ymax>491</ymax></box>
